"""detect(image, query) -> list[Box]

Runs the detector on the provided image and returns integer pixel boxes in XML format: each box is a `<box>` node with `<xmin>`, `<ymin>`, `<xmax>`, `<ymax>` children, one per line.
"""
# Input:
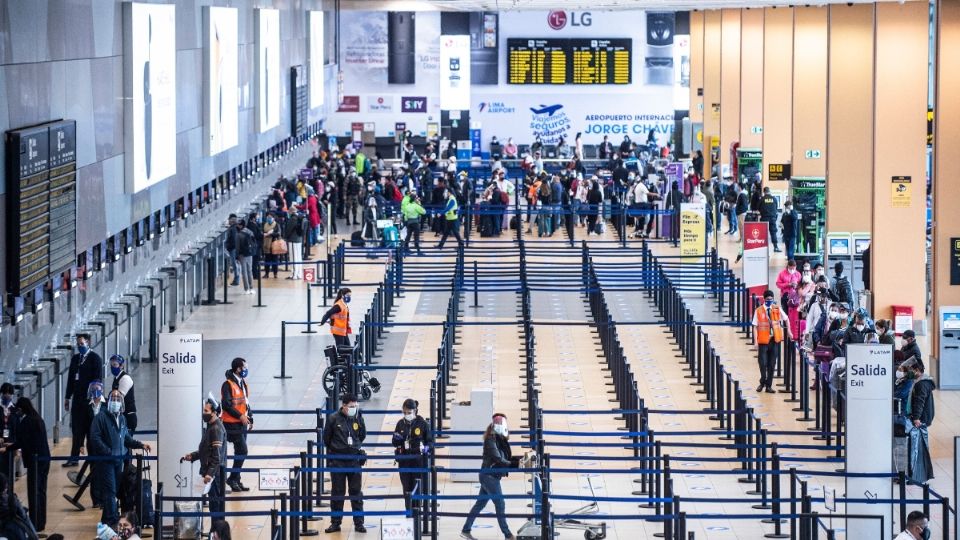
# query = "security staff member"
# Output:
<box><xmin>436</xmin><ymin>188</ymin><xmax>463</xmax><ymax>249</ymax></box>
<box><xmin>392</xmin><ymin>398</ymin><xmax>432</xmax><ymax>511</ymax></box>
<box><xmin>323</xmin><ymin>393</ymin><xmax>367</xmax><ymax>533</ymax></box>
<box><xmin>0</xmin><ymin>383</ymin><xmax>18</xmax><ymax>482</ymax></box>
<box><xmin>109</xmin><ymin>355</ymin><xmax>137</xmax><ymax>432</ymax></box>
<box><xmin>64</xmin><ymin>334</ymin><xmax>104</xmax><ymax>467</ymax></box>
<box><xmin>220</xmin><ymin>358</ymin><xmax>252</xmax><ymax>492</ymax></box>
<box><xmin>183</xmin><ymin>397</ymin><xmax>227</xmax><ymax>516</ymax></box>
<box><xmin>320</xmin><ymin>288</ymin><xmax>353</xmax><ymax>348</ymax></box>
<box><xmin>759</xmin><ymin>187</ymin><xmax>781</xmax><ymax>253</ymax></box>
<box><xmin>752</xmin><ymin>289</ymin><xmax>792</xmax><ymax>393</ymax></box>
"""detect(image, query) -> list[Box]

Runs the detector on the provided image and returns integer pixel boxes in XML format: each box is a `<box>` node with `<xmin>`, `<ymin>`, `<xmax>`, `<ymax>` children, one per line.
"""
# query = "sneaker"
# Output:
<box><xmin>459</xmin><ymin>533</ymin><xmax>478</xmax><ymax>540</ymax></box>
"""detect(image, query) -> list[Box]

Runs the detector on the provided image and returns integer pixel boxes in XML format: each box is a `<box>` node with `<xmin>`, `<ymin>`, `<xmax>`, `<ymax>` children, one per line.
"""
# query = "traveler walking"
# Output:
<box><xmin>89</xmin><ymin>390</ymin><xmax>150</xmax><ymax>527</ymax></box>
<box><xmin>460</xmin><ymin>413</ymin><xmax>517</xmax><ymax>540</ymax></box>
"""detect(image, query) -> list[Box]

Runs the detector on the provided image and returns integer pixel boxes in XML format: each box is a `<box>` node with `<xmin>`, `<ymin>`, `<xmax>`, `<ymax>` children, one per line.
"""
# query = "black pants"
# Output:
<box><xmin>207</xmin><ymin>467</ymin><xmax>225</xmax><ymax>516</ymax></box>
<box><xmin>330</xmin><ymin>468</ymin><xmax>364</xmax><ymax>525</ymax></box>
<box><xmin>27</xmin><ymin>459</ymin><xmax>50</xmax><ymax>531</ymax></box>
<box><xmin>757</xmin><ymin>342</ymin><xmax>780</xmax><ymax>388</ymax></box>
<box><xmin>69</xmin><ymin>402</ymin><xmax>91</xmax><ymax>461</ymax></box>
<box><xmin>766</xmin><ymin>218</ymin><xmax>779</xmax><ymax>249</ymax></box>
<box><xmin>334</xmin><ymin>334</ymin><xmax>351</xmax><ymax>348</ymax></box>
<box><xmin>224</xmin><ymin>423</ymin><xmax>248</xmax><ymax>483</ymax></box>
<box><xmin>398</xmin><ymin>456</ymin><xmax>427</xmax><ymax>511</ymax></box>
<box><xmin>404</xmin><ymin>222</ymin><xmax>421</xmax><ymax>254</ymax></box>
<box><xmin>437</xmin><ymin>219</ymin><xmax>462</xmax><ymax>248</ymax></box>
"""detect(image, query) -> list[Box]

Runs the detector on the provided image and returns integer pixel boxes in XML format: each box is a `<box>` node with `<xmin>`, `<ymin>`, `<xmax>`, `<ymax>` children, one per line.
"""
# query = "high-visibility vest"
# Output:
<box><xmin>332</xmin><ymin>299</ymin><xmax>351</xmax><ymax>336</ymax></box>
<box><xmin>755</xmin><ymin>305</ymin><xmax>784</xmax><ymax>345</ymax></box>
<box><xmin>444</xmin><ymin>198</ymin><xmax>459</xmax><ymax>221</ymax></box>
<box><xmin>222</xmin><ymin>378</ymin><xmax>248</xmax><ymax>424</ymax></box>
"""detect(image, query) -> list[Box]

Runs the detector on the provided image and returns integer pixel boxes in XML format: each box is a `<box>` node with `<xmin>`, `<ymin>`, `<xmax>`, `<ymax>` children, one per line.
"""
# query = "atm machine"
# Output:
<box><xmin>938</xmin><ymin>308</ymin><xmax>960</xmax><ymax>390</ymax></box>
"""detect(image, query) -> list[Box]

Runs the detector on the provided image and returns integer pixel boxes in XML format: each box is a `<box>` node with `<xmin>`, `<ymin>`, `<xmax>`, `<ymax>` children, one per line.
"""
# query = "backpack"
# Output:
<box><xmin>539</xmin><ymin>179</ymin><xmax>552</xmax><ymax>199</ymax></box>
<box><xmin>236</xmin><ymin>229</ymin><xmax>253</xmax><ymax>257</ymax></box>
<box><xmin>833</xmin><ymin>276</ymin><xmax>852</xmax><ymax>304</ymax></box>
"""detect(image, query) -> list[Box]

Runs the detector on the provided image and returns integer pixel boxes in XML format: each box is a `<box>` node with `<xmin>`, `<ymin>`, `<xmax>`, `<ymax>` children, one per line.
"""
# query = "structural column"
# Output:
<box><xmin>791</xmin><ymin>6</ymin><xmax>828</xmax><ymax>179</ymax></box>
<box><xmin>761</xmin><ymin>7</ymin><xmax>792</xmax><ymax>187</ymax></box>
<box><xmin>825</xmin><ymin>4</ymin><xmax>874</xmax><ymax>243</ymax></box>
<box><xmin>871</xmin><ymin>1</ymin><xmax>929</xmax><ymax>333</ymax></box>
<box><xmin>739</xmin><ymin>8</ymin><xmax>764</xmax><ymax>152</ymax></box>
<box><xmin>703</xmin><ymin>10</ymin><xmax>722</xmax><ymax>178</ymax></box>
<box><xmin>932</xmin><ymin>0</ymin><xmax>960</xmax><ymax>367</ymax></box>
<box><xmin>719</xmin><ymin>9</ymin><xmax>741</xmax><ymax>175</ymax></box>
<box><xmin>690</xmin><ymin>11</ymin><xmax>704</xmax><ymax>144</ymax></box>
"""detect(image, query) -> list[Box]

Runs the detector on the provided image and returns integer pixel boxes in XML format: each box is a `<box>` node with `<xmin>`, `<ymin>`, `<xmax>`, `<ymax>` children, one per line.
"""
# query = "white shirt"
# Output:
<box><xmin>632</xmin><ymin>182</ymin><xmax>649</xmax><ymax>205</ymax></box>
<box><xmin>115</xmin><ymin>373</ymin><xmax>133</xmax><ymax>396</ymax></box>
<box><xmin>894</xmin><ymin>530</ymin><xmax>919</xmax><ymax>540</ymax></box>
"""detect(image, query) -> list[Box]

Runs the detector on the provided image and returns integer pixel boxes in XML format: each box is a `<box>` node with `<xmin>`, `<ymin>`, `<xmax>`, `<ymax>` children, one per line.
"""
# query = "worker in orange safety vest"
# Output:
<box><xmin>320</xmin><ymin>288</ymin><xmax>353</xmax><ymax>348</ymax></box>
<box><xmin>752</xmin><ymin>289</ymin><xmax>792</xmax><ymax>394</ymax></box>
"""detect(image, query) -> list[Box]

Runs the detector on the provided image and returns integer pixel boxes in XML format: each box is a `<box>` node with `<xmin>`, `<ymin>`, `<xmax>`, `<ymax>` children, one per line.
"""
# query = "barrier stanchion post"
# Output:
<box><xmin>291</xmin><ymin>468</ymin><xmax>302</xmax><ymax>540</ymax></box>
<box><xmin>923</xmin><ymin>483</ymin><xmax>931</xmax><ymax>518</ymax></box>
<box><xmin>470</xmin><ymin>260</ymin><xmax>482</xmax><ymax>308</ymax></box>
<box><xmin>898</xmin><ymin>471</ymin><xmax>907</xmax><ymax>529</ymax></box>
<box><xmin>789</xmin><ymin>468</ymin><xmax>798</xmax><ymax>540</ymax></box>
<box><xmin>203</xmin><ymin>256</ymin><xmax>218</xmax><ymax>305</ymax></box>
<box><xmin>941</xmin><ymin>496</ymin><xmax>951</xmax><ymax>540</ymax></box>
<box><xmin>280</xmin><ymin>492</ymin><xmax>289</xmax><ymax>539</ymax></box>
<box><xmin>271</xmin><ymin>507</ymin><xmax>280</xmax><ymax>539</ymax></box>
<box><xmin>276</xmin><ymin>322</ymin><xmax>291</xmax><ymax>379</ymax></box>
<box><xmin>254</xmin><ymin>260</ymin><xmax>266</xmax><ymax>308</ymax></box>
<box><xmin>299</xmin><ymin>451</ymin><xmax>319</xmax><ymax>532</ymax></box>
<box><xmin>765</xmin><ymin>445</ymin><xmax>790</xmax><ymax>538</ymax></box>
<box><xmin>222</xmin><ymin>255</ymin><xmax>232</xmax><ymax>305</ymax></box>
<box><xmin>302</xmin><ymin>284</ymin><xmax>316</xmax><ymax>334</ymax></box>
<box><xmin>154</xmin><ymin>482</ymin><xmax>163</xmax><ymax>533</ymax></box>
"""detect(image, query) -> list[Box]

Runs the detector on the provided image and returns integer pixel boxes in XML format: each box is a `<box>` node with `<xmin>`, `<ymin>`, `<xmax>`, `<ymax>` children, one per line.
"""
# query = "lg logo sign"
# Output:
<box><xmin>547</xmin><ymin>10</ymin><xmax>591</xmax><ymax>30</ymax></box>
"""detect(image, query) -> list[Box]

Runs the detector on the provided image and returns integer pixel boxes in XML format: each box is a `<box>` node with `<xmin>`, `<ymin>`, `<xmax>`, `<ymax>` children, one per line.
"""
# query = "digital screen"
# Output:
<box><xmin>257</xmin><ymin>9</ymin><xmax>281</xmax><ymax>132</ymax></box>
<box><xmin>440</xmin><ymin>35</ymin><xmax>471</xmax><ymax>110</ymax></box>
<box><xmin>508</xmin><ymin>38</ymin><xmax>631</xmax><ymax>85</ymax></box>
<box><xmin>205</xmin><ymin>6</ymin><xmax>239</xmax><ymax>156</ymax></box>
<box><xmin>47</xmin><ymin>120</ymin><xmax>77</xmax><ymax>275</ymax></box>
<box><xmin>309</xmin><ymin>11</ymin><xmax>325</xmax><ymax>109</ymax></box>
<box><xmin>5</xmin><ymin>126</ymin><xmax>51</xmax><ymax>296</ymax></box>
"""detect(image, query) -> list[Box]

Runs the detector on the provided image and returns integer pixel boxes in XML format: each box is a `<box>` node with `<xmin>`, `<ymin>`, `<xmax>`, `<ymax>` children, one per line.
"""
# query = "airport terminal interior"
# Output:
<box><xmin>2</xmin><ymin>0</ymin><xmax>960</xmax><ymax>539</ymax></box>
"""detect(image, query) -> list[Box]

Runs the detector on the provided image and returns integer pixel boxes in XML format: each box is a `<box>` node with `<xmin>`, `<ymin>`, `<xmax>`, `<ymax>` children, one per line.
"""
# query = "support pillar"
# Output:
<box><xmin>762</xmin><ymin>7</ymin><xmax>793</xmax><ymax>188</ymax></box>
<box><xmin>703</xmin><ymin>10</ymin><xmax>722</xmax><ymax>178</ymax></box>
<box><xmin>792</xmin><ymin>6</ymin><xmax>828</xmax><ymax>179</ymax></box>
<box><xmin>739</xmin><ymin>8</ymin><xmax>764</xmax><ymax>152</ymax></box>
<box><xmin>720</xmin><ymin>9</ymin><xmax>742</xmax><ymax>176</ymax></box>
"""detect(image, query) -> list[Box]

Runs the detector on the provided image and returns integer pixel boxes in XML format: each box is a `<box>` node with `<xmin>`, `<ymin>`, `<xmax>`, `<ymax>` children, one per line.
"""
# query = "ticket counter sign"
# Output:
<box><xmin>891</xmin><ymin>175</ymin><xmax>912</xmax><ymax>208</ymax></box>
<box><xmin>679</xmin><ymin>202</ymin><xmax>706</xmax><ymax>258</ymax></box>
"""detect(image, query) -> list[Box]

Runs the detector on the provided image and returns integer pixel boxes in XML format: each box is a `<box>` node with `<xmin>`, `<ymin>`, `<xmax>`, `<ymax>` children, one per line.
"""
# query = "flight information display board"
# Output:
<box><xmin>507</xmin><ymin>38</ymin><xmax>631</xmax><ymax>85</ymax></box>
<box><xmin>5</xmin><ymin>120</ymin><xmax>77</xmax><ymax>297</ymax></box>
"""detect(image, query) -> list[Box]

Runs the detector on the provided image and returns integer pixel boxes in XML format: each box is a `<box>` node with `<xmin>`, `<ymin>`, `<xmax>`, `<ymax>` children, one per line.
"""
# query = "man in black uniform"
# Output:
<box><xmin>323</xmin><ymin>393</ymin><xmax>367</xmax><ymax>533</ymax></box>
<box><xmin>109</xmin><ymin>355</ymin><xmax>137</xmax><ymax>432</ymax></box>
<box><xmin>759</xmin><ymin>187</ymin><xmax>781</xmax><ymax>253</ymax></box>
<box><xmin>182</xmin><ymin>397</ymin><xmax>227</xmax><ymax>516</ymax></box>
<box><xmin>0</xmin><ymin>383</ymin><xmax>18</xmax><ymax>481</ymax></box>
<box><xmin>64</xmin><ymin>334</ymin><xmax>104</xmax><ymax>467</ymax></box>
<box><xmin>391</xmin><ymin>398</ymin><xmax>432</xmax><ymax>512</ymax></box>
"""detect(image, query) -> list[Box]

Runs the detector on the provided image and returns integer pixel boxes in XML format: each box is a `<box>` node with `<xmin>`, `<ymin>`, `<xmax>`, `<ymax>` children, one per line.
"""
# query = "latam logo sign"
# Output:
<box><xmin>401</xmin><ymin>96</ymin><xmax>427</xmax><ymax>113</ymax></box>
<box><xmin>547</xmin><ymin>10</ymin><xmax>592</xmax><ymax>30</ymax></box>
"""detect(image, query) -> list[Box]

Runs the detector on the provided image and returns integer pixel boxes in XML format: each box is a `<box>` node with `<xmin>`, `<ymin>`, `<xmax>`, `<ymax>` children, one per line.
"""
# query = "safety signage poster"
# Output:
<box><xmin>679</xmin><ymin>202</ymin><xmax>706</xmax><ymax>258</ymax></box>
<box><xmin>891</xmin><ymin>175</ymin><xmax>912</xmax><ymax>208</ymax></box>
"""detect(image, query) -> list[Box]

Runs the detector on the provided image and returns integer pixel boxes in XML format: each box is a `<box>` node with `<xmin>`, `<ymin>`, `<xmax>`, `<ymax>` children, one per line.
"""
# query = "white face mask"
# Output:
<box><xmin>347</xmin><ymin>406</ymin><xmax>358</xmax><ymax>417</ymax></box>
<box><xmin>855</xmin><ymin>324</ymin><xmax>865</xmax><ymax>331</ymax></box>
<box><xmin>895</xmin><ymin>370</ymin><xmax>905</xmax><ymax>381</ymax></box>
<box><xmin>802</xmin><ymin>276</ymin><xmax>812</xmax><ymax>284</ymax></box>
<box><xmin>828</xmin><ymin>311</ymin><xmax>839</xmax><ymax>321</ymax></box>
<box><xmin>493</xmin><ymin>423</ymin><xmax>508</xmax><ymax>436</ymax></box>
<box><xmin>404</xmin><ymin>413</ymin><xmax>416</xmax><ymax>422</ymax></box>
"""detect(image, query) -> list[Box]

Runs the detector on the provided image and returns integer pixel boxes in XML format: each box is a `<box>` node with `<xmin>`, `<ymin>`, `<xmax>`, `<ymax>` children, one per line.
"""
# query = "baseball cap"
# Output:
<box><xmin>902</xmin><ymin>329</ymin><xmax>916</xmax><ymax>339</ymax></box>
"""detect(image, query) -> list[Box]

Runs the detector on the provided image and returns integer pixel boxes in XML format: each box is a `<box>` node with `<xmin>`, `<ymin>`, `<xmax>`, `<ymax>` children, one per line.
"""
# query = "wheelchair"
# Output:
<box><xmin>321</xmin><ymin>345</ymin><xmax>381</xmax><ymax>400</ymax></box>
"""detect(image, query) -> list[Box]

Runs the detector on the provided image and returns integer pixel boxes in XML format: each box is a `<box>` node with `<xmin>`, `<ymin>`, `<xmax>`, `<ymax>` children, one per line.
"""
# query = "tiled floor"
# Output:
<box><xmin>26</xmin><ymin>218</ymin><xmax>956</xmax><ymax>539</ymax></box>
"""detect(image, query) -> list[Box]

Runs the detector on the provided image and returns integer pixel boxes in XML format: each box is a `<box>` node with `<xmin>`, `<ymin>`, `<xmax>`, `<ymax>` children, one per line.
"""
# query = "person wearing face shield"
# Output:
<box><xmin>182</xmin><ymin>396</ymin><xmax>226</xmax><ymax>516</ymax></box>
<box><xmin>322</xmin><ymin>393</ymin><xmax>367</xmax><ymax>533</ymax></box>
<box><xmin>895</xmin><ymin>511</ymin><xmax>931</xmax><ymax>540</ymax></box>
<box><xmin>89</xmin><ymin>390</ymin><xmax>150</xmax><ymax>527</ymax></box>
<box><xmin>752</xmin><ymin>290</ymin><xmax>792</xmax><ymax>394</ymax></box>
<box><xmin>460</xmin><ymin>413</ymin><xmax>517</xmax><ymax>540</ymax></box>
<box><xmin>392</xmin><ymin>398</ymin><xmax>432</xmax><ymax>512</ymax></box>
<box><xmin>109</xmin><ymin>355</ymin><xmax>137</xmax><ymax>433</ymax></box>
<box><xmin>0</xmin><ymin>383</ymin><xmax>18</xmax><ymax>483</ymax></box>
<box><xmin>320</xmin><ymin>288</ymin><xmax>353</xmax><ymax>348</ymax></box>
<box><xmin>65</xmin><ymin>334</ymin><xmax>104</xmax><ymax>467</ymax></box>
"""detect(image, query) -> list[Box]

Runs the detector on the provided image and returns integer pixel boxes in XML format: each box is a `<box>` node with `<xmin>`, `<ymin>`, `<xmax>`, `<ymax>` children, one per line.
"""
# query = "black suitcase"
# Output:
<box><xmin>350</xmin><ymin>230</ymin><xmax>364</xmax><ymax>247</ymax></box>
<box><xmin>510</xmin><ymin>216</ymin><xmax>519</xmax><ymax>230</ymax></box>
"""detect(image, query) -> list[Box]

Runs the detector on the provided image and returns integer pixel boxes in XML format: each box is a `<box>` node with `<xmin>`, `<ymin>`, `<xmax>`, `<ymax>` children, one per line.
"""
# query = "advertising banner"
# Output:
<box><xmin>124</xmin><ymin>2</ymin><xmax>177</xmax><ymax>193</ymax></box>
<box><xmin>679</xmin><ymin>202</ymin><xmax>706</xmax><ymax>258</ymax></box>
<box><xmin>743</xmin><ymin>221</ymin><xmax>769</xmax><ymax>299</ymax></box>
<box><xmin>204</xmin><ymin>7</ymin><xmax>239</xmax><ymax>156</ymax></box>
<box><xmin>256</xmin><ymin>9</ymin><xmax>281</xmax><ymax>133</ymax></box>
<box><xmin>309</xmin><ymin>11</ymin><xmax>325</xmax><ymax>109</ymax></box>
<box><xmin>401</xmin><ymin>96</ymin><xmax>427</xmax><ymax>113</ymax></box>
<box><xmin>157</xmin><ymin>334</ymin><xmax>204</xmax><ymax>504</ymax></box>
<box><xmin>338</xmin><ymin>96</ymin><xmax>360</xmax><ymax>112</ymax></box>
<box><xmin>845</xmin><ymin>344</ymin><xmax>893</xmax><ymax>540</ymax></box>
<box><xmin>367</xmin><ymin>95</ymin><xmax>394</xmax><ymax>113</ymax></box>
<box><xmin>440</xmin><ymin>35</ymin><xmax>471</xmax><ymax>111</ymax></box>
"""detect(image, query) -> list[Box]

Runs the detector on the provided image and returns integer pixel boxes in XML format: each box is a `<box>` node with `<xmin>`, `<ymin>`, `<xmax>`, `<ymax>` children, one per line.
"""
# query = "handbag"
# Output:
<box><xmin>271</xmin><ymin>237</ymin><xmax>288</xmax><ymax>255</ymax></box>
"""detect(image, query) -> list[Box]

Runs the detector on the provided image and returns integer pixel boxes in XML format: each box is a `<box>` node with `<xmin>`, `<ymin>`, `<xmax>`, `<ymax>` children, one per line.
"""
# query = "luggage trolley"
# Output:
<box><xmin>321</xmin><ymin>344</ymin><xmax>381</xmax><ymax>401</ymax></box>
<box><xmin>517</xmin><ymin>453</ymin><xmax>607</xmax><ymax>540</ymax></box>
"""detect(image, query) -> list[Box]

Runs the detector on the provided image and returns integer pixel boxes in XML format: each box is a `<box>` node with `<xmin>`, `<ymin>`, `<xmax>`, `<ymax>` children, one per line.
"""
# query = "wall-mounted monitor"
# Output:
<box><xmin>256</xmin><ymin>9</ymin><xmax>281</xmax><ymax>133</ymax></box>
<box><xmin>204</xmin><ymin>6</ymin><xmax>239</xmax><ymax>156</ymax></box>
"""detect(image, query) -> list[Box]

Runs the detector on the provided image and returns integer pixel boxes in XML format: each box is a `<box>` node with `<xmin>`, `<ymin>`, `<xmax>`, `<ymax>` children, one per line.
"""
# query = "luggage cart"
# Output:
<box><xmin>517</xmin><ymin>453</ymin><xmax>607</xmax><ymax>540</ymax></box>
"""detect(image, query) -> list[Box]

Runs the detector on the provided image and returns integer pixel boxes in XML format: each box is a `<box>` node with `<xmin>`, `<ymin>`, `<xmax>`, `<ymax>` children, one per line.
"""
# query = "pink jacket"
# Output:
<box><xmin>775</xmin><ymin>269</ymin><xmax>800</xmax><ymax>296</ymax></box>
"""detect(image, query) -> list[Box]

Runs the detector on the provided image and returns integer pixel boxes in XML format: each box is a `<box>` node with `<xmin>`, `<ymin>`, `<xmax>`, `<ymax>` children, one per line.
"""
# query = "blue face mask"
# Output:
<box><xmin>764</xmin><ymin>299</ymin><xmax>774</xmax><ymax>307</ymax></box>
<box><xmin>267</xmin><ymin>217</ymin><xmax>274</xmax><ymax>224</ymax></box>
<box><xmin>111</xmin><ymin>366</ymin><xmax>122</xmax><ymax>377</ymax></box>
<box><xmin>344</xmin><ymin>295</ymin><xmax>352</xmax><ymax>304</ymax></box>
<box><xmin>1</xmin><ymin>396</ymin><xmax>12</xmax><ymax>407</ymax></box>
<box><xmin>239</xmin><ymin>368</ymin><xmax>249</xmax><ymax>379</ymax></box>
<box><xmin>78</xmin><ymin>345</ymin><xmax>89</xmax><ymax>355</ymax></box>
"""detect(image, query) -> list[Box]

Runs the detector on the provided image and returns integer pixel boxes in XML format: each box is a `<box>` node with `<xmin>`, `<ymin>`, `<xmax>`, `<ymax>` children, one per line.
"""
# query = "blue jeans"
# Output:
<box><xmin>95</xmin><ymin>460</ymin><xmax>123</xmax><ymax>526</ymax></box>
<box><xmin>727</xmin><ymin>206</ymin><xmax>737</xmax><ymax>233</ymax></box>
<box><xmin>785</xmin><ymin>235</ymin><xmax>796</xmax><ymax>261</ymax></box>
<box><xmin>462</xmin><ymin>473</ymin><xmax>511</xmax><ymax>538</ymax></box>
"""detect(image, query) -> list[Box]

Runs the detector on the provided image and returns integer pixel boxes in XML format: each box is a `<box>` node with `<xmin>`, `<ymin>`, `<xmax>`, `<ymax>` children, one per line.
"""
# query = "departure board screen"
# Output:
<box><xmin>507</xmin><ymin>38</ymin><xmax>631</xmax><ymax>85</ymax></box>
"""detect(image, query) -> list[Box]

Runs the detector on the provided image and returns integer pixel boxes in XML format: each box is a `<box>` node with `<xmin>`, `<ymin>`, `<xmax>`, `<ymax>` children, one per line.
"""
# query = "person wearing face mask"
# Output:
<box><xmin>320</xmin><ymin>288</ymin><xmax>353</xmax><ymax>348</ymax></box>
<box><xmin>842</xmin><ymin>313</ymin><xmax>869</xmax><ymax>352</ymax></box>
<box><xmin>392</xmin><ymin>398</ymin><xmax>432</xmax><ymax>512</ymax></box>
<box><xmin>0</xmin><ymin>396</ymin><xmax>49</xmax><ymax>533</ymax></box>
<box><xmin>110</xmin><ymin>511</ymin><xmax>142</xmax><ymax>540</ymax></box>
<box><xmin>89</xmin><ymin>390</ymin><xmax>150</xmax><ymax>527</ymax></box>
<box><xmin>876</xmin><ymin>319</ymin><xmax>896</xmax><ymax>346</ymax></box>
<box><xmin>828</xmin><ymin>304</ymin><xmax>852</xmax><ymax>359</ymax></box>
<box><xmin>261</xmin><ymin>212</ymin><xmax>282</xmax><ymax>278</ymax></box>
<box><xmin>753</xmin><ymin>290</ymin><xmax>792</xmax><ymax>393</ymax></box>
<box><xmin>220</xmin><ymin>358</ymin><xmax>252</xmax><ymax>493</ymax></box>
<box><xmin>830</xmin><ymin>261</ymin><xmax>854</xmax><ymax>306</ymax></box>
<box><xmin>323</xmin><ymin>393</ymin><xmax>367</xmax><ymax>533</ymax></box>
<box><xmin>65</xmin><ymin>334</ymin><xmax>104</xmax><ymax>467</ymax></box>
<box><xmin>895</xmin><ymin>511</ymin><xmax>931</xmax><ymax>540</ymax></box>
<box><xmin>803</xmin><ymin>290</ymin><xmax>830</xmax><ymax>349</ymax></box>
<box><xmin>437</xmin><ymin>188</ymin><xmax>464</xmax><ymax>249</ymax></box>
<box><xmin>460</xmin><ymin>413</ymin><xmax>517</xmax><ymax>540</ymax></box>
<box><xmin>109</xmin><ymin>355</ymin><xmax>137</xmax><ymax>433</ymax></box>
<box><xmin>899</xmin><ymin>329</ymin><xmax>922</xmax><ymax>368</ymax></box>
<box><xmin>0</xmin><ymin>472</ymin><xmax>36</xmax><ymax>540</ymax></box>
<box><xmin>182</xmin><ymin>397</ymin><xmax>227</xmax><ymax>516</ymax></box>
<box><xmin>0</xmin><ymin>383</ymin><xmax>18</xmax><ymax>483</ymax></box>
<box><xmin>775</xmin><ymin>260</ymin><xmax>801</xmax><ymax>312</ymax></box>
